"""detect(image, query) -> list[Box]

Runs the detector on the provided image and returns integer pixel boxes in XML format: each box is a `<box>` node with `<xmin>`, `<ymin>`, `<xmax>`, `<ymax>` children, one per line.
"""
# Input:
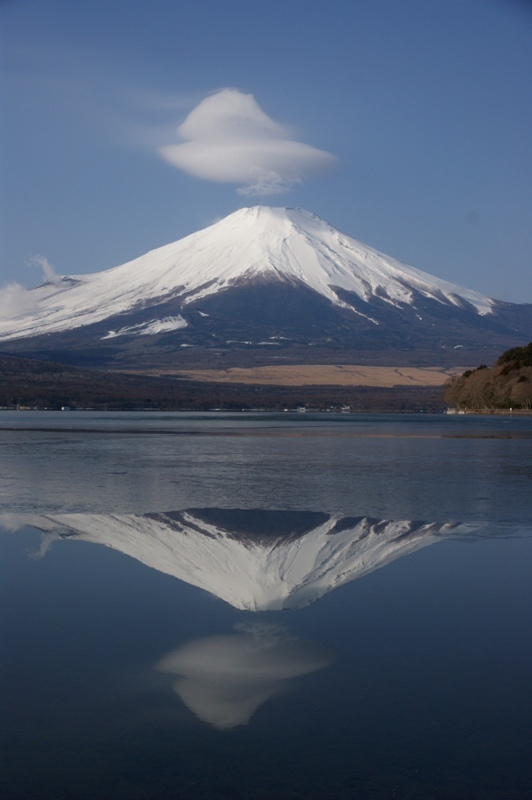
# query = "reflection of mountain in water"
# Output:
<box><xmin>157</xmin><ymin>622</ymin><xmax>332</xmax><ymax>729</ymax></box>
<box><xmin>22</xmin><ymin>508</ymin><xmax>462</xmax><ymax>610</ymax></box>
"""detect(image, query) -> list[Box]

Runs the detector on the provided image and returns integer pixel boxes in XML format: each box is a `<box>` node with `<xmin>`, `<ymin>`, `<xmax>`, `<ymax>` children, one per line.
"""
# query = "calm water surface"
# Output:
<box><xmin>1</xmin><ymin>411</ymin><xmax>531</xmax><ymax>799</ymax></box>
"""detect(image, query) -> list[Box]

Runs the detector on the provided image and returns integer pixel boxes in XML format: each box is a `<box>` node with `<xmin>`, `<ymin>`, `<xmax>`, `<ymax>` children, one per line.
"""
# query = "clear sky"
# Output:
<box><xmin>1</xmin><ymin>0</ymin><xmax>531</xmax><ymax>303</ymax></box>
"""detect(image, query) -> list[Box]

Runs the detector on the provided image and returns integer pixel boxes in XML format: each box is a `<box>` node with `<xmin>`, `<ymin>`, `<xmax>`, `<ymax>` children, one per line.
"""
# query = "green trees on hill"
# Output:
<box><xmin>497</xmin><ymin>342</ymin><xmax>532</xmax><ymax>370</ymax></box>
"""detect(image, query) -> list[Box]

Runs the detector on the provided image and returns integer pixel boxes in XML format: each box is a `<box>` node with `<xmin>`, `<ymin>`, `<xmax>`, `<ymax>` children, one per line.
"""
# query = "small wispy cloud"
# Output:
<box><xmin>29</xmin><ymin>255</ymin><xmax>62</xmax><ymax>285</ymax></box>
<box><xmin>159</xmin><ymin>88</ymin><xmax>337</xmax><ymax>196</ymax></box>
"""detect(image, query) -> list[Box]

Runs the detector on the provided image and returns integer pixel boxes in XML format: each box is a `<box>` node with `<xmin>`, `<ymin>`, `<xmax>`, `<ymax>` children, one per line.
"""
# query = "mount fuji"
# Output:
<box><xmin>14</xmin><ymin>507</ymin><xmax>465</xmax><ymax>611</ymax></box>
<box><xmin>1</xmin><ymin>207</ymin><xmax>530</xmax><ymax>368</ymax></box>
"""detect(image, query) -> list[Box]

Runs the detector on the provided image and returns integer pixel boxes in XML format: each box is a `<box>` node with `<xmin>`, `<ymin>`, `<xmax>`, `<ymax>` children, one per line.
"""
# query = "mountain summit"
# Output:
<box><xmin>1</xmin><ymin>207</ymin><xmax>530</xmax><ymax>367</ymax></box>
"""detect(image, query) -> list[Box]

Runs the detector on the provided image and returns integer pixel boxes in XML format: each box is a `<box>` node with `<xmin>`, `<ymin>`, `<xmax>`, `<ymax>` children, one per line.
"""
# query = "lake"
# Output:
<box><xmin>1</xmin><ymin>411</ymin><xmax>531</xmax><ymax>799</ymax></box>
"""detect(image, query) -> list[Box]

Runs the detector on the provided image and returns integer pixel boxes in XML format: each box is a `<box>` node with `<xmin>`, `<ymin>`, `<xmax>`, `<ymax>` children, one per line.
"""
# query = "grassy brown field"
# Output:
<box><xmin>171</xmin><ymin>364</ymin><xmax>466</xmax><ymax>387</ymax></box>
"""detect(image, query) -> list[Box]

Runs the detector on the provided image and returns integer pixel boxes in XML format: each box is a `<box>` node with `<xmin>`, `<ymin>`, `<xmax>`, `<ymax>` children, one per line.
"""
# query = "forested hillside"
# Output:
<box><xmin>444</xmin><ymin>343</ymin><xmax>532</xmax><ymax>410</ymax></box>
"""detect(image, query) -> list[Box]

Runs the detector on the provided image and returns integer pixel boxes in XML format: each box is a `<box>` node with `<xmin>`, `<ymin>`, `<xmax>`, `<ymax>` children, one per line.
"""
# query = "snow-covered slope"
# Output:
<box><xmin>0</xmin><ymin>207</ymin><xmax>494</xmax><ymax>341</ymax></box>
<box><xmin>21</xmin><ymin>508</ymin><xmax>464</xmax><ymax>610</ymax></box>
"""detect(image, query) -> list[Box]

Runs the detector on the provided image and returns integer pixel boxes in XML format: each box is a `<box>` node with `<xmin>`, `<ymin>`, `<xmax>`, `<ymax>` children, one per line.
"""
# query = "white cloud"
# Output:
<box><xmin>0</xmin><ymin>256</ymin><xmax>62</xmax><ymax>321</ymax></box>
<box><xmin>159</xmin><ymin>89</ymin><xmax>337</xmax><ymax>196</ymax></box>
<box><xmin>0</xmin><ymin>282</ymin><xmax>37</xmax><ymax>319</ymax></box>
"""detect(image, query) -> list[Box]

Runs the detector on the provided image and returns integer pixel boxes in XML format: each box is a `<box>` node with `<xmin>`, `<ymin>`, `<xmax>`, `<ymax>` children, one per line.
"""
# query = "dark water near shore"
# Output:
<box><xmin>1</xmin><ymin>411</ymin><xmax>531</xmax><ymax>799</ymax></box>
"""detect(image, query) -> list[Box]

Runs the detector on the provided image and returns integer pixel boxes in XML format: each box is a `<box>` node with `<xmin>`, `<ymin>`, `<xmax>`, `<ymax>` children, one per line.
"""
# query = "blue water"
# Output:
<box><xmin>1</xmin><ymin>412</ymin><xmax>531</xmax><ymax>799</ymax></box>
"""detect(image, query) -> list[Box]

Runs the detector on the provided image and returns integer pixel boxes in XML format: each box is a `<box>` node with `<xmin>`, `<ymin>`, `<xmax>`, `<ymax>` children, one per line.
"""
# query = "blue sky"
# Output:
<box><xmin>1</xmin><ymin>0</ymin><xmax>531</xmax><ymax>302</ymax></box>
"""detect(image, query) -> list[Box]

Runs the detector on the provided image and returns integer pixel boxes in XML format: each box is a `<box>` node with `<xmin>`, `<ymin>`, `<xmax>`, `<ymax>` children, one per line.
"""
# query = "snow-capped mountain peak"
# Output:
<box><xmin>0</xmin><ymin>206</ymin><xmax>495</xmax><ymax>343</ymax></box>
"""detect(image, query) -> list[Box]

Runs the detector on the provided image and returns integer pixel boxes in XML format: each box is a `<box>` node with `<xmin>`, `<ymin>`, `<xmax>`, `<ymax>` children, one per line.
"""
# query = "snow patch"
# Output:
<box><xmin>102</xmin><ymin>316</ymin><xmax>187</xmax><ymax>339</ymax></box>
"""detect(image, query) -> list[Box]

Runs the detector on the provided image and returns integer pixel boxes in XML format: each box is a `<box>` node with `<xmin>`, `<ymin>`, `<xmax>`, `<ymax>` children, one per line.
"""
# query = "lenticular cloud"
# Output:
<box><xmin>159</xmin><ymin>88</ymin><xmax>336</xmax><ymax>195</ymax></box>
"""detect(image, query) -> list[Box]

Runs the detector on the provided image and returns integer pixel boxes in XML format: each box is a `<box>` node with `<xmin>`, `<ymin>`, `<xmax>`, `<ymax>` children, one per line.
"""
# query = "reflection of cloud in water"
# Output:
<box><xmin>28</xmin><ymin>532</ymin><xmax>60</xmax><ymax>559</ymax></box>
<box><xmin>157</xmin><ymin>623</ymin><xmax>332</xmax><ymax>729</ymax></box>
<box><xmin>0</xmin><ymin>513</ymin><xmax>38</xmax><ymax>532</ymax></box>
<box><xmin>0</xmin><ymin>514</ymin><xmax>68</xmax><ymax>558</ymax></box>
